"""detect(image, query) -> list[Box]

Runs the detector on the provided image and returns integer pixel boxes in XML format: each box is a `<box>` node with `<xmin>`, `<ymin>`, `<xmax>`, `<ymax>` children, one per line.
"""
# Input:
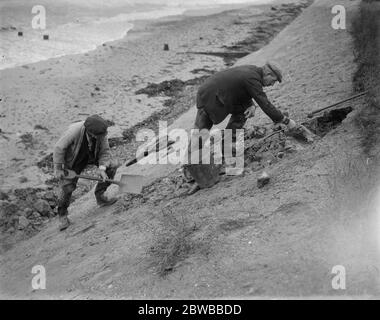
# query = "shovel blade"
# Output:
<box><xmin>118</xmin><ymin>174</ymin><xmax>145</xmax><ymax>194</ymax></box>
<box><xmin>185</xmin><ymin>164</ymin><xmax>220</xmax><ymax>189</ymax></box>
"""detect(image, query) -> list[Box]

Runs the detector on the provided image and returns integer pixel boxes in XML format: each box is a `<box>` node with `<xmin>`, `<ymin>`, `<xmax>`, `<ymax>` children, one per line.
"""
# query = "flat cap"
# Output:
<box><xmin>84</xmin><ymin>114</ymin><xmax>108</xmax><ymax>136</ymax></box>
<box><xmin>266</xmin><ymin>62</ymin><xmax>283</xmax><ymax>83</ymax></box>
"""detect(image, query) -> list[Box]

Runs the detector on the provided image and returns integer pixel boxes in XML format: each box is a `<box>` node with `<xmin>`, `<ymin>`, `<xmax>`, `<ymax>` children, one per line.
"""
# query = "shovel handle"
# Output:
<box><xmin>307</xmin><ymin>91</ymin><xmax>367</xmax><ymax>118</ymax></box>
<box><xmin>63</xmin><ymin>169</ymin><xmax>120</xmax><ymax>185</ymax></box>
<box><xmin>76</xmin><ymin>174</ymin><xmax>120</xmax><ymax>185</ymax></box>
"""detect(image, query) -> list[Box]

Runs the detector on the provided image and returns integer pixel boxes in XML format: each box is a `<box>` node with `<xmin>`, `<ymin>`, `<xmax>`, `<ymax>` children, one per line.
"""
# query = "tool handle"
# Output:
<box><xmin>63</xmin><ymin>169</ymin><xmax>120</xmax><ymax>185</ymax></box>
<box><xmin>125</xmin><ymin>138</ymin><xmax>175</xmax><ymax>166</ymax></box>
<box><xmin>307</xmin><ymin>91</ymin><xmax>367</xmax><ymax>118</ymax></box>
<box><xmin>76</xmin><ymin>174</ymin><xmax>119</xmax><ymax>185</ymax></box>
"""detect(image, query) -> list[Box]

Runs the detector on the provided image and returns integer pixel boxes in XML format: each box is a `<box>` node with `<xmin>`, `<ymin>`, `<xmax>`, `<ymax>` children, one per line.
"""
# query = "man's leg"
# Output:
<box><xmin>222</xmin><ymin>113</ymin><xmax>247</xmax><ymax>174</ymax></box>
<box><xmin>185</xmin><ymin>108</ymin><xmax>216</xmax><ymax>194</ymax></box>
<box><xmin>94</xmin><ymin>159</ymin><xmax>119</xmax><ymax>207</ymax></box>
<box><xmin>224</xmin><ymin>113</ymin><xmax>247</xmax><ymax>155</ymax></box>
<box><xmin>225</xmin><ymin>113</ymin><xmax>247</xmax><ymax>137</ymax></box>
<box><xmin>57</xmin><ymin>177</ymin><xmax>78</xmax><ymax>230</ymax></box>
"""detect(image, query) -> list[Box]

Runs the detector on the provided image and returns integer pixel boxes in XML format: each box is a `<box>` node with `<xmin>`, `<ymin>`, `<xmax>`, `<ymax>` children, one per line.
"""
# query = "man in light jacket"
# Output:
<box><xmin>53</xmin><ymin>115</ymin><xmax>119</xmax><ymax>231</ymax></box>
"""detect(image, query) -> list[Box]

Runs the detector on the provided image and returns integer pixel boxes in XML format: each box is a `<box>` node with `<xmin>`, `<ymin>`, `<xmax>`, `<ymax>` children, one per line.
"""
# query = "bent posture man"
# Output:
<box><xmin>186</xmin><ymin>62</ymin><xmax>298</xmax><ymax>193</ymax></box>
<box><xmin>54</xmin><ymin>115</ymin><xmax>119</xmax><ymax>231</ymax></box>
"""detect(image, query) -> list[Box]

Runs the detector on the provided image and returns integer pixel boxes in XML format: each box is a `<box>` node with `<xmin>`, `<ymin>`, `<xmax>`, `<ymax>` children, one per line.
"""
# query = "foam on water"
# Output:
<box><xmin>0</xmin><ymin>0</ymin><xmax>274</xmax><ymax>70</ymax></box>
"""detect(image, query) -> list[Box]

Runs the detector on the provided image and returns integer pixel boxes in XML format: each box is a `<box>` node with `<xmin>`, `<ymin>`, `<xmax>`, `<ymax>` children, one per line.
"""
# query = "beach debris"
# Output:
<box><xmin>17</xmin><ymin>132</ymin><xmax>35</xmax><ymax>149</ymax></box>
<box><xmin>18</xmin><ymin>216</ymin><xmax>30</xmax><ymax>230</ymax></box>
<box><xmin>34</xmin><ymin>199</ymin><xmax>53</xmax><ymax>217</ymax></box>
<box><xmin>0</xmin><ymin>191</ymin><xmax>9</xmax><ymax>201</ymax></box>
<box><xmin>245</xmin><ymin>126</ymin><xmax>267</xmax><ymax>139</ymax></box>
<box><xmin>257</xmin><ymin>171</ymin><xmax>270</xmax><ymax>188</ymax></box>
<box><xmin>163</xmin><ymin>44</ymin><xmax>169</xmax><ymax>51</ymax></box>
<box><xmin>18</xmin><ymin>31</ymin><xmax>23</xmax><ymax>37</ymax></box>
<box><xmin>43</xmin><ymin>34</ymin><xmax>49</xmax><ymax>40</ymax></box>
<box><xmin>19</xmin><ymin>176</ymin><xmax>28</xmax><ymax>183</ymax></box>
<box><xmin>34</xmin><ymin>124</ymin><xmax>49</xmax><ymax>131</ymax></box>
<box><xmin>286</xmin><ymin>124</ymin><xmax>315</xmax><ymax>143</ymax></box>
<box><xmin>135</xmin><ymin>79</ymin><xmax>185</xmax><ymax>97</ymax></box>
<box><xmin>302</xmin><ymin>106</ymin><xmax>353</xmax><ymax>137</ymax></box>
<box><xmin>23</xmin><ymin>208</ymin><xmax>34</xmax><ymax>218</ymax></box>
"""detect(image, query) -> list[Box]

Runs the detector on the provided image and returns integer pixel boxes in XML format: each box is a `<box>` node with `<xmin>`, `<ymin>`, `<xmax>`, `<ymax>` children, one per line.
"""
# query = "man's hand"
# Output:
<box><xmin>244</xmin><ymin>106</ymin><xmax>256</xmax><ymax>119</ymax></box>
<box><xmin>55</xmin><ymin>169</ymin><xmax>65</xmax><ymax>180</ymax></box>
<box><xmin>286</xmin><ymin>119</ymin><xmax>297</xmax><ymax>130</ymax></box>
<box><xmin>98</xmin><ymin>166</ymin><xmax>109</xmax><ymax>181</ymax></box>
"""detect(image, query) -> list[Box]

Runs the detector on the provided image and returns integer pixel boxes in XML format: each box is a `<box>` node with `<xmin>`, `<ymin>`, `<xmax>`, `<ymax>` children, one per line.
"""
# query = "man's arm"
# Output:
<box><xmin>97</xmin><ymin>134</ymin><xmax>111</xmax><ymax>167</ymax></box>
<box><xmin>53</xmin><ymin>130</ymin><xmax>75</xmax><ymax>171</ymax></box>
<box><xmin>244</xmin><ymin>78</ymin><xmax>284</xmax><ymax>123</ymax></box>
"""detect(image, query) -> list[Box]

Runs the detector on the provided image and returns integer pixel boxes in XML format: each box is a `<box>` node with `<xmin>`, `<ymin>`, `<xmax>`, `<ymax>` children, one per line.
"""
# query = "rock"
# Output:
<box><xmin>18</xmin><ymin>216</ymin><xmax>30</xmax><ymax>230</ymax></box>
<box><xmin>32</xmin><ymin>212</ymin><xmax>41</xmax><ymax>219</ymax></box>
<box><xmin>283</xmin><ymin>141</ymin><xmax>297</xmax><ymax>153</ymax></box>
<box><xmin>0</xmin><ymin>190</ymin><xmax>9</xmax><ymax>201</ymax></box>
<box><xmin>19</xmin><ymin>176</ymin><xmax>28</xmax><ymax>183</ymax></box>
<box><xmin>7</xmin><ymin>227</ymin><xmax>15</xmax><ymax>234</ymax></box>
<box><xmin>0</xmin><ymin>201</ymin><xmax>19</xmax><ymax>218</ymax></box>
<box><xmin>23</xmin><ymin>208</ymin><xmax>34</xmax><ymax>218</ymax></box>
<box><xmin>34</xmin><ymin>199</ymin><xmax>52</xmax><ymax>217</ymax></box>
<box><xmin>257</xmin><ymin>171</ymin><xmax>270</xmax><ymax>188</ymax></box>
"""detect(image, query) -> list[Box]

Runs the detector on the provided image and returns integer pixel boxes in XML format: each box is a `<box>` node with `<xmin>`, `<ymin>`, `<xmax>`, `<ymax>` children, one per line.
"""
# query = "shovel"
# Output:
<box><xmin>63</xmin><ymin>169</ymin><xmax>145</xmax><ymax>194</ymax></box>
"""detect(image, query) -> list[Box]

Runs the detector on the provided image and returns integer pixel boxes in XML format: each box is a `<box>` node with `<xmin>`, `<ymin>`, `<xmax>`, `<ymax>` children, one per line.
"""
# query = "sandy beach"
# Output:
<box><xmin>1</xmin><ymin>0</ymin><xmax>379</xmax><ymax>299</ymax></box>
<box><xmin>0</xmin><ymin>0</ymin><xmax>308</xmax><ymax>190</ymax></box>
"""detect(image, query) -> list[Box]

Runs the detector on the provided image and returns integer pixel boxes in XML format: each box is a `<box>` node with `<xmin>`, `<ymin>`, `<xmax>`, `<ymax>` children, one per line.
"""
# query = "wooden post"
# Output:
<box><xmin>163</xmin><ymin>43</ymin><xmax>169</xmax><ymax>51</ymax></box>
<box><xmin>43</xmin><ymin>34</ymin><xmax>49</xmax><ymax>40</ymax></box>
<box><xmin>18</xmin><ymin>31</ymin><xmax>23</xmax><ymax>37</ymax></box>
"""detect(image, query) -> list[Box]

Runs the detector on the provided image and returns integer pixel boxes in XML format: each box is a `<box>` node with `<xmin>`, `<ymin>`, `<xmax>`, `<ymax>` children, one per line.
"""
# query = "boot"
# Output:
<box><xmin>59</xmin><ymin>215</ymin><xmax>71</xmax><ymax>231</ymax></box>
<box><xmin>96</xmin><ymin>194</ymin><xmax>118</xmax><ymax>207</ymax></box>
<box><xmin>187</xmin><ymin>183</ymin><xmax>200</xmax><ymax>195</ymax></box>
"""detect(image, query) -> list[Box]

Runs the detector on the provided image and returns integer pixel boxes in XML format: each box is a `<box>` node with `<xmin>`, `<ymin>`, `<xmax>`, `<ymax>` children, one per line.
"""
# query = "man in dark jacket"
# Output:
<box><xmin>185</xmin><ymin>62</ymin><xmax>298</xmax><ymax>194</ymax></box>
<box><xmin>194</xmin><ymin>62</ymin><xmax>296</xmax><ymax>131</ymax></box>
<box><xmin>53</xmin><ymin>115</ymin><xmax>119</xmax><ymax>231</ymax></box>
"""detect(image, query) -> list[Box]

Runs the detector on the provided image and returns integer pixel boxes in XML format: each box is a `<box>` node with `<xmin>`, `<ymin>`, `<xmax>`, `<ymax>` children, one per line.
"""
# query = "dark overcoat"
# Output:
<box><xmin>196</xmin><ymin>65</ymin><xmax>284</xmax><ymax>124</ymax></box>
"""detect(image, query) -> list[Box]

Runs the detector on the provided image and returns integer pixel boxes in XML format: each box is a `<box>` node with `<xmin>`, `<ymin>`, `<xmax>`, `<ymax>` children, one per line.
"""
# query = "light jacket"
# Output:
<box><xmin>53</xmin><ymin>121</ymin><xmax>111</xmax><ymax>170</ymax></box>
<box><xmin>196</xmin><ymin>65</ymin><xmax>284</xmax><ymax>124</ymax></box>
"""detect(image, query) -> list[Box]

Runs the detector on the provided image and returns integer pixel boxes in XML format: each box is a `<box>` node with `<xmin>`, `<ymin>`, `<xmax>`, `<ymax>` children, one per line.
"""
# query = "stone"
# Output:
<box><xmin>257</xmin><ymin>171</ymin><xmax>270</xmax><ymax>188</ymax></box>
<box><xmin>32</xmin><ymin>212</ymin><xmax>41</xmax><ymax>219</ymax></box>
<box><xmin>23</xmin><ymin>208</ymin><xmax>34</xmax><ymax>218</ymax></box>
<box><xmin>7</xmin><ymin>227</ymin><xmax>15</xmax><ymax>234</ymax></box>
<box><xmin>0</xmin><ymin>201</ymin><xmax>19</xmax><ymax>218</ymax></box>
<box><xmin>34</xmin><ymin>199</ymin><xmax>52</xmax><ymax>217</ymax></box>
<box><xmin>0</xmin><ymin>190</ymin><xmax>9</xmax><ymax>201</ymax></box>
<box><xmin>18</xmin><ymin>216</ymin><xmax>30</xmax><ymax>230</ymax></box>
<box><xmin>19</xmin><ymin>176</ymin><xmax>28</xmax><ymax>183</ymax></box>
<box><xmin>42</xmin><ymin>191</ymin><xmax>56</xmax><ymax>201</ymax></box>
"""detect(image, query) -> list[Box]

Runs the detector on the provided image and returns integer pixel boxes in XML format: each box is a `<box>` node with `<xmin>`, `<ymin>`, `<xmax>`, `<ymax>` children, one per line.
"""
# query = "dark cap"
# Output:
<box><xmin>266</xmin><ymin>62</ymin><xmax>283</xmax><ymax>83</ymax></box>
<box><xmin>84</xmin><ymin>115</ymin><xmax>108</xmax><ymax>136</ymax></box>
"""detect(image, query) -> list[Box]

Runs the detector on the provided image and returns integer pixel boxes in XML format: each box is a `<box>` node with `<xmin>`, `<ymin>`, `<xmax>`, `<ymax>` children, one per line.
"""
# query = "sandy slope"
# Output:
<box><xmin>1</xmin><ymin>0</ymin><xmax>379</xmax><ymax>299</ymax></box>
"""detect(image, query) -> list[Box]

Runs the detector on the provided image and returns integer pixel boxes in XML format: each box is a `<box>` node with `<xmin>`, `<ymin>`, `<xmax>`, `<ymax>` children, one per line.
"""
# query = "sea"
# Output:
<box><xmin>0</xmin><ymin>0</ymin><xmax>274</xmax><ymax>70</ymax></box>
